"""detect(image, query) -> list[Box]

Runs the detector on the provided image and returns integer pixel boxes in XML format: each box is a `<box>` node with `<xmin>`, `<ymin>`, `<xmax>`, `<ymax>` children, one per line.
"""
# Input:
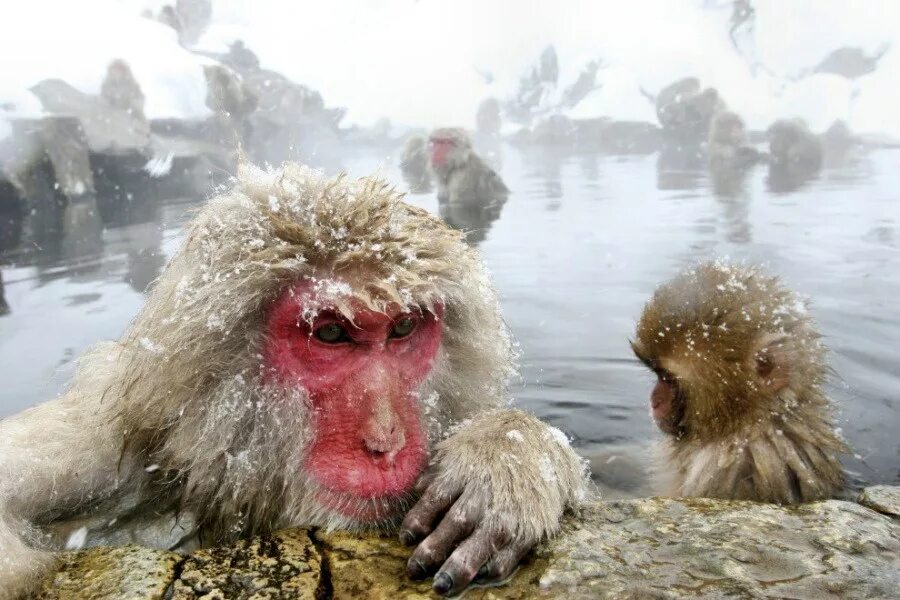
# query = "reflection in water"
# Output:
<box><xmin>2</xmin><ymin>143</ymin><xmax>899</xmax><ymax>495</ymax></box>
<box><xmin>766</xmin><ymin>164</ymin><xmax>820</xmax><ymax>194</ymax></box>
<box><xmin>438</xmin><ymin>195</ymin><xmax>507</xmax><ymax>245</ymax></box>
<box><xmin>710</xmin><ymin>166</ymin><xmax>754</xmax><ymax>244</ymax></box>
<box><xmin>656</xmin><ymin>141</ymin><xmax>705</xmax><ymax>190</ymax></box>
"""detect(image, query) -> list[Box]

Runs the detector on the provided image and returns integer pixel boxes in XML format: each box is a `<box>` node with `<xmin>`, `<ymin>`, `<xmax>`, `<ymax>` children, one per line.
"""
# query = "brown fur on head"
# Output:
<box><xmin>109</xmin><ymin>163</ymin><xmax>515</xmax><ymax>537</ymax></box>
<box><xmin>632</xmin><ymin>261</ymin><xmax>846</xmax><ymax>503</ymax></box>
<box><xmin>709</xmin><ymin>111</ymin><xmax>747</xmax><ymax>147</ymax></box>
<box><xmin>631</xmin><ymin>260</ymin><xmax>827</xmax><ymax>441</ymax></box>
<box><xmin>767</xmin><ymin>118</ymin><xmax>822</xmax><ymax>166</ymax></box>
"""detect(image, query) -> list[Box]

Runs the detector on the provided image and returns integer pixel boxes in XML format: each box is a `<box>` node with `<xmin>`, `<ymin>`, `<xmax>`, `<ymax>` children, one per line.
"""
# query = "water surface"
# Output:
<box><xmin>1</xmin><ymin>143</ymin><xmax>897</xmax><ymax>494</ymax></box>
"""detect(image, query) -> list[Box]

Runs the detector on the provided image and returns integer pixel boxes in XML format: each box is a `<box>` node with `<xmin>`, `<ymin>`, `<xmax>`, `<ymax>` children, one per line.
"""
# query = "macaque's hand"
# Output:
<box><xmin>398</xmin><ymin>410</ymin><xmax>586</xmax><ymax>596</ymax></box>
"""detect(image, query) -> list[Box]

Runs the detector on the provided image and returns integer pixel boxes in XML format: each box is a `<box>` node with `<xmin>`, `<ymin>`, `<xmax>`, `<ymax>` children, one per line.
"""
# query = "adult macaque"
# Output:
<box><xmin>427</xmin><ymin>128</ymin><xmax>509</xmax><ymax>204</ymax></box>
<box><xmin>655</xmin><ymin>77</ymin><xmax>726</xmax><ymax>141</ymax></box>
<box><xmin>0</xmin><ymin>163</ymin><xmax>586</xmax><ymax>598</ymax></box>
<box><xmin>100</xmin><ymin>59</ymin><xmax>146</xmax><ymax>120</ymax></box>
<box><xmin>631</xmin><ymin>261</ymin><xmax>845</xmax><ymax>503</ymax></box>
<box><xmin>399</xmin><ymin>135</ymin><xmax>431</xmax><ymax>193</ymax></box>
<box><xmin>766</xmin><ymin>119</ymin><xmax>823</xmax><ymax>187</ymax></box>
<box><xmin>476</xmin><ymin>98</ymin><xmax>502</xmax><ymax>136</ymax></box>
<box><xmin>203</xmin><ymin>64</ymin><xmax>258</xmax><ymax>123</ymax></box>
<box><xmin>707</xmin><ymin>111</ymin><xmax>763</xmax><ymax>171</ymax></box>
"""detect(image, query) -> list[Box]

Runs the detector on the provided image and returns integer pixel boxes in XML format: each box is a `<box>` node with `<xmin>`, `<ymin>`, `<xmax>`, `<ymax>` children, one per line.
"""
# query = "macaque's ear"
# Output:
<box><xmin>754</xmin><ymin>333</ymin><xmax>790</xmax><ymax>393</ymax></box>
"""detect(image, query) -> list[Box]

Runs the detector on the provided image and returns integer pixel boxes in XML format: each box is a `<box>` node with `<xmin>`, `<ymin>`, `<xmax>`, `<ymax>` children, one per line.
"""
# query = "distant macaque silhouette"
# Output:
<box><xmin>427</xmin><ymin>128</ymin><xmax>508</xmax><ymax>204</ymax></box>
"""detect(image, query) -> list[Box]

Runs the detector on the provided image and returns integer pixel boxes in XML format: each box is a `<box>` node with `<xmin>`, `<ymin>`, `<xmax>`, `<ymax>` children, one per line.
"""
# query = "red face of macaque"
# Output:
<box><xmin>650</xmin><ymin>372</ymin><xmax>684</xmax><ymax>437</ymax></box>
<box><xmin>264</xmin><ymin>282</ymin><xmax>443</xmax><ymax>521</ymax></box>
<box><xmin>428</xmin><ymin>137</ymin><xmax>456</xmax><ymax>168</ymax></box>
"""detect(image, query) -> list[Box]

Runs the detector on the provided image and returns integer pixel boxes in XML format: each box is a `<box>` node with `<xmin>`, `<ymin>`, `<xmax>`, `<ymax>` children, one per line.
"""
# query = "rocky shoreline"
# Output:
<box><xmin>40</xmin><ymin>486</ymin><xmax>899</xmax><ymax>599</ymax></box>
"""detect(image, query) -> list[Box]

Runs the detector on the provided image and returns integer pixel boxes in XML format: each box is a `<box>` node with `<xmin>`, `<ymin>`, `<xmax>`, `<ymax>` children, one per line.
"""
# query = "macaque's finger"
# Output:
<box><xmin>405</xmin><ymin>500</ymin><xmax>476</xmax><ymax>581</ymax></box>
<box><xmin>432</xmin><ymin>526</ymin><xmax>508</xmax><ymax>596</ymax></box>
<box><xmin>399</xmin><ymin>484</ymin><xmax>456</xmax><ymax>547</ymax></box>
<box><xmin>414</xmin><ymin>469</ymin><xmax>437</xmax><ymax>494</ymax></box>
<box><xmin>473</xmin><ymin>536</ymin><xmax>534</xmax><ymax>584</ymax></box>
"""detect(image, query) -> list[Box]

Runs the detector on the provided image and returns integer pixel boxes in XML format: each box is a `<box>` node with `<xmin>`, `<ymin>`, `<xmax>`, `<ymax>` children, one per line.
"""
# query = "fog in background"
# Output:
<box><xmin>2</xmin><ymin>0</ymin><xmax>900</xmax><ymax>136</ymax></box>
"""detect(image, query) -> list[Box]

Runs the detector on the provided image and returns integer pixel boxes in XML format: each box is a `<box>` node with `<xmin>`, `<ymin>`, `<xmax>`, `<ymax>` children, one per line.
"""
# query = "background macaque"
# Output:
<box><xmin>203</xmin><ymin>64</ymin><xmax>259</xmax><ymax>135</ymax></box>
<box><xmin>0</xmin><ymin>163</ymin><xmax>586</xmax><ymax>598</ymax></box>
<box><xmin>707</xmin><ymin>111</ymin><xmax>763</xmax><ymax>171</ymax></box>
<box><xmin>631</xmin><ymin>261</ymin><xmax>845</xmax><ymax>504</ymax></box>
<box><xmin>766</xmin><ymin>119</ymin><xmax>824</xmax><ymax>190</ymax></box>
<box><xmin>427</xmin><ymin>128</ymin><xmax>509</xmax><ymax>204</ymax></box>
<box><xmin>476</xmin><ymin>98</ymin><xmax>502</xmax><ymax>136</ymax></box>
<box><xmin>100</xmin><ymin>59</ymin><xmax>145</xmax><ymax>120</ymax></box>
<box><xmin>399</xmin><ymin>135</ymin><xmax>431</xmax><ymax>193</ymax></box>
<box><xmin>0</xmin><ymin>271</ymin><xmax>7</xmax><ymax>315</ymax></box>
<box><xmin>655</xmin><ymin>77</ymin><xmax>726</xmax><ymax>141</ymax></box>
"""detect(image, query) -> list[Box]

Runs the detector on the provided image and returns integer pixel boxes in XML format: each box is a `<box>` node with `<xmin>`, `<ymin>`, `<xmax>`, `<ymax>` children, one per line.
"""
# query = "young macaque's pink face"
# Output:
<box><xmin>428</xmin><ymin>137</ymin><xmax>456</xmax><ymax>168</ymax></box>
<box><xmin>264</xmin><ymin>282</ymin><xmax>443</xmax><ymax>521</ymax></box>
<box><xmin>650</xmin><ymin>371</ymin><xmax>684</xmax><ymax>436</ymax></box>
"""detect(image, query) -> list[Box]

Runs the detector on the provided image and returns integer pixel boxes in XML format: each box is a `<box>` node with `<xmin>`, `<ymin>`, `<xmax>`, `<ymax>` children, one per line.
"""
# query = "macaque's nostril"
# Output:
<box><xmin>363</xmin><ymin>427</ymin><xmax>406</xmax><ymax>465</ymax></box>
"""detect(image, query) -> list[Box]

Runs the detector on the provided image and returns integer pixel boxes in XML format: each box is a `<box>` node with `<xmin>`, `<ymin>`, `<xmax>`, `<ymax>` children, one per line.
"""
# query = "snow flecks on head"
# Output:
<box><xmin>139</xmin><ymin>337</ymin><xmax>164</xmax><ymax>354</ymax></box>
<box><xmin>539</xmin><ymin>454</ymin><xmax>557</xmax><ymax>483</ymax></box>
<box><xmin>544</xmin><ymin>426</ymin><xmax>571</xmax><ymax>448</ymax></box>
<box><xmin>506</xmin><ymin>429</ymin><xmax>525</xmax><ymax>442</ymax></box>
<box><xmin>65</xmin><ymin>527</ymin><xmax>88</xmax><ymax>550</ymax></box>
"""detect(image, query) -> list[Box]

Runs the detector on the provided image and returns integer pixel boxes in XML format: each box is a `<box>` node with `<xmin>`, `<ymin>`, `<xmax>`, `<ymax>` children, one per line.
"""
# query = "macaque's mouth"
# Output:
<box><xmin>306</xmin><ymin>444</ymin><xmax>426</xmax><ymax>503</ymax></box>
<box><xmin>314</xmin><ymin>488</ymin><xmax>408</xmax><ymax>522</ymax></box>
<box><xmin>650</xmin><ymin>395</ymin><xmax>670</xmax><ymax>419</ymax></box>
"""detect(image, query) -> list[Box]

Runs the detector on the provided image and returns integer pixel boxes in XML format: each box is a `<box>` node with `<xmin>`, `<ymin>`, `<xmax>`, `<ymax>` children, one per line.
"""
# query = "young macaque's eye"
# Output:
<box><xmin>390</xmin><ymin>317</ymin><xmax>416</xmax><ymax>339</ymax></box>
<box><xmin>315</xmin><ymin>323</ymin><xmax>350</xmax><ymax>344</ymax></box>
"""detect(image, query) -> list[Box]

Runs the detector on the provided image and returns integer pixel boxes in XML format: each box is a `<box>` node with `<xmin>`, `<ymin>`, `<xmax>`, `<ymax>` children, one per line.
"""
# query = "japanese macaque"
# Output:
<box><xmin>427</xmin><ymin>128</ymin><xmax>509</xmax><ymax>204</ymax></box>
<box><xmin>100</xmin><ymin>59</ymin><xmax>145</xmax><ymax>121</ymax></box>
<box><xmin>0</xmin><ymin>163</ymin><xmax>586</xmax><ymax>598</ymax></box>
<box><xmin>707</xmin><ymin>111</ymin><xmax>763</xmax><ymax>171</ymax></box>
<box><xmin>631</xmin><ymin>261</ymin><xmax>846</xmax><ymax>504</ymax></box>
<box><xmin>399</xmin><ymin>135</ymin><xmax>431</xmax><ymax>193</ymax></box>
<box><xmin>203</xmin><ymin>64</ymin><xmax>259</xmax><ymax>124</ymax></box>
<box><xmin>766</xmin><ymin>119</ymin><xmax>823</xmax><ymax>188</ymax></box>
<box><xmin>655</xmin><ymin>77</ymin><xmax>726</xmax><ymax>141</ymax></box>
<box><xmin>0</xmin><ymin>271</ymin><xmax>8</xmax><ymax>315</ymax></box>
<box><xmin>476</xmin><ymin>98</ymin><xmax>502</xmax><ymax>136</ymax></box>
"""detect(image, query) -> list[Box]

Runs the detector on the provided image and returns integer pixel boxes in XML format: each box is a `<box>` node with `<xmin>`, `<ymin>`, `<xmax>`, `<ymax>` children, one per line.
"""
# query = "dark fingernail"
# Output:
<box><xmin>407</xmin><ymin>558</ymin><xmax>427</xmax><ymax>581</ymax></box>
<box><xmin>399</xmin><ymin>529</ymin><xmax>415</xmax><ymax>546</ymax></box>
<box><xmin>433</xmin><ymin>572</ymin><xmax>453</xmax><ymax>596</ymax></box>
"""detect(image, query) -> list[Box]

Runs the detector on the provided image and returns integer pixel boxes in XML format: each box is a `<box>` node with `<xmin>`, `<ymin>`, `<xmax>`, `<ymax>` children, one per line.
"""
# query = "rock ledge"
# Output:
<box><xmin>41</xmin><ymin>487</ymin><xmax>900</xmax><ymax>599</ymax></box>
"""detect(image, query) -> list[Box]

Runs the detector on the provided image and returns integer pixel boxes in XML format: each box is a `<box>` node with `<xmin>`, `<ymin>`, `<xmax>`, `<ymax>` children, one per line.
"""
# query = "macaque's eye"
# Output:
<box><xmin>390</xmin><ymin>317</ymin><xmax>417</xmax><ymax>339</ymax></box>
<box><xmin>314</xmin><ymin>323</ymin><xmax>350</xmax><ymax>344</ymax></box>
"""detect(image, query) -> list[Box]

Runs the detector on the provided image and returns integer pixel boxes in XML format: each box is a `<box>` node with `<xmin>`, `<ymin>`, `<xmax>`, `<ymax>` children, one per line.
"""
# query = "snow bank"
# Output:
<box><xmin>0</xmin><ymin>0</ymin><xmax>209</xmax><ymax>128</ymax></box>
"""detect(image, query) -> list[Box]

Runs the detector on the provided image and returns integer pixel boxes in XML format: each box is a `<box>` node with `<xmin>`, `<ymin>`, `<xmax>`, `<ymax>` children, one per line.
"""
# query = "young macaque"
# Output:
<box><xmin>427</xmin><ymin>128</ymin><xmax>509</xmax><ymax>204</ymax></box>
<box><xmin>0</xmin><ymin>163</ymin><xmax>586</xmax><ymax>598</ymax></box>
<box><xmin>399</xmin><ymin>135</ymin><xmax>431</xmax><ymax>193</ymax></box>
<box><xmin>707</xmin><ymin>111</ymin><xmax>763</xmax><ymax>171</ymax></box>
<box><xmin>631</xmin><ymin>261</ymin><xmax>845</xmax><ymax>504</ymax></box>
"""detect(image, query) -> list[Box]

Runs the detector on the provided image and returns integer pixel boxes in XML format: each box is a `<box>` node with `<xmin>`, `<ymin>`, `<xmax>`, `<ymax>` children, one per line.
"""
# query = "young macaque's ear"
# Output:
<box><xmin>754</xmin><ymin>333</ymin><xmax>790</xmax><ymax>393</ymax></box>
